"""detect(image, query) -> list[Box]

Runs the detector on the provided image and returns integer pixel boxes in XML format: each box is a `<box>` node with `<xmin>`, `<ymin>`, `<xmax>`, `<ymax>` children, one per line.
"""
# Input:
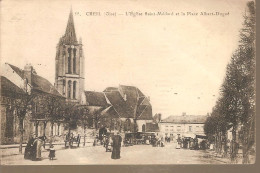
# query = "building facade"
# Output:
<box><xmin>1</xmin><ymin>63</ymin><xmax>65</xmax><ymax>144</ymax></box>
<box><xmin>159</xmin><ymin>113</ymin><xmax>207</xmax><ymax>142</ymax></box>
<box><xmin>55</xmin><ymin>9</ymin><xmax>85</xmax><ymax>103</ymax></box>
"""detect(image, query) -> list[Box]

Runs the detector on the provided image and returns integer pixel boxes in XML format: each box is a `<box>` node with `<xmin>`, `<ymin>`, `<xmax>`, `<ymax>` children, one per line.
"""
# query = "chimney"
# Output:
<box><xmin>182</xmin><ymin>112</ymin><xmax>186</xmax><ymax>116</ymax></box>
<box><xmin>24</xmin><ymin>64</ymin><xmax>33</xmax><ymax>84</ymax></box>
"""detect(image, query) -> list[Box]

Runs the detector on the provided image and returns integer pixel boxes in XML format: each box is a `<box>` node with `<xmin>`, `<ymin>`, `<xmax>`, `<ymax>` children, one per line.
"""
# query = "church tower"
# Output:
<box><xmin>55</xmin><ymin>8</ymin><xmax>85</xmax><ymax>103</ymax></box>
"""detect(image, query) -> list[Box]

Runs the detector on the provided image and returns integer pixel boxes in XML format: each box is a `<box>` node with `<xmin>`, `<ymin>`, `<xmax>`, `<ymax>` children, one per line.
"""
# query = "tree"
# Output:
<box><xmin>204</xmin><ymin>1</ymin><xmax>256</xmax><ymax>163</ymax></box>
<box><xmin>77</xmin><ymin>105</ymin><xmax>91</xmax><ymax>146</ymax></box>
<box><xmin>62</xmin><ymin>102</ymin><xmax>80</xmax><ymax>133</ymax></box>
<box><xmin>92</xmin><ymin>108</ymin><xmax>107</xmax><ymax>130</ymax></box>
<box><xmin>42</xmin><ymin>95</ymin><xmax>65</xmax><ymax>145</ymax></box>
<box><xmin>237</xmin><ymin>1</ymin><xmax>256</xmax><ymax>163</ymax></box>
<box><xmin>10</xmin><ymin>93</ymin><xmax>34</xmax><ymax>154</ymax></box>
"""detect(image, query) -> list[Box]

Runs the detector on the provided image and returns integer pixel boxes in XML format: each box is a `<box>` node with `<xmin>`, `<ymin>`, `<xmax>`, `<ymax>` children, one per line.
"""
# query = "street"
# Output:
<box><xmin>1</xmin><ymin>143</ymin><xmax>228</xmax><ymax>165</ymax></box>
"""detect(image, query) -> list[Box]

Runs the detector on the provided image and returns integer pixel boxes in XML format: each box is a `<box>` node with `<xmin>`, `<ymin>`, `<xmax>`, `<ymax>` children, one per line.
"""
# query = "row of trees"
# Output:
<box><xmin>204</xmin><ymin>1</ymin><xmax>255</xmax><ymax>164</ymax></box>
<box><xmin>10</xmin><ymin>91</ymin><xmax>104</xmax><ymax>153</ymax></box>
<box><xmin>11</xmin><ymin>89</ymin><xmax>137</xmax><ymax>153</ymax></box>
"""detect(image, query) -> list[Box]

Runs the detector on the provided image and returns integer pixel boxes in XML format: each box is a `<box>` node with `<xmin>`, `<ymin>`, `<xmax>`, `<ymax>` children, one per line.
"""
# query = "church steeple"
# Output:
<box><xmin>55</xmin><ymin>7</ymin><xmax>85</xmax><ymax>103</ymax></box>
<box><xmin>61</xmin><ymin>8</ymin><xmax>77</xmax><ymax>45</ymax></box>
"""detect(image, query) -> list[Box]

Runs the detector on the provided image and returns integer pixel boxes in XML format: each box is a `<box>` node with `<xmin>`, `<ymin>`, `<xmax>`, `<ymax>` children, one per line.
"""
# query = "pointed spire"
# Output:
<box><xmin>62</xmin><ymin>7</ymin><xmax>77</xmax><ymax>45</ymax></box>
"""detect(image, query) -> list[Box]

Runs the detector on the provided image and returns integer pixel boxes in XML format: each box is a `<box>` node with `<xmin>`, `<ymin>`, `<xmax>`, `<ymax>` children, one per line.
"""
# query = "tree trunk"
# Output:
<box><xmin>214</xmin><ymin>135</ymin><xmax>217</xmax><ymax>151</ymax></box>
<box><xmin>35</xmin><ymin>121</ymin><xmax>39</xmax><ymax>137</ymax></box>
<box><xmin>50</xmin><ymin>122</ymin><xmax>54</xmax><ymax>145</ymax></box>
<box><xmin>43</xmin><ymin>121</ymin><xmax>47</xmax><ymax>148</ymax></box>
<box><xmin>19</xmin><ymin>118</ymin><xmax>24</xmax><ymax>154</ymax></box>
<box><xmin>68</xmin><ymin>127</ymin><xmax>72</xmax><ymax>148</ymax></box>
<box><xmin>231</xmin><ymin>126</ymin><xmax>237</xmax><ymax>162</ymax></box>
<box><xmin>242</xmin><ymin>125</ymin><xmax>250</xmax><ymax>164</ymax></box>
<box><xmin>83</xmin><ymin>126</ymin><xmax>86</xmax><ymax>147</ymax></box>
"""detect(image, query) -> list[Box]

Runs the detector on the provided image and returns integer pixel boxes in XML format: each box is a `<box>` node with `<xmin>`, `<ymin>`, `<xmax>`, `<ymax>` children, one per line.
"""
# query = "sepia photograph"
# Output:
<box><xmin>0</xmin><ymin>0</ymin><xmax>256</xmax><ymax>165</ymax></box>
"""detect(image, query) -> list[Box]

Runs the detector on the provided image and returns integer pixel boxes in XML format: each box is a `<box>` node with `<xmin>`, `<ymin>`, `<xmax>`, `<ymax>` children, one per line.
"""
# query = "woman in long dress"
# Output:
<box><xmin>111</xmin><ymin>132</ymin><xmax>122</xmax><ymax>159</ymax></box>
<box><xmin>24</xmin><ymin>135</ymin><xmax>35</xmax><ymax>160</ymax></box>
<box><xmin>32</xmin><ymin>137</ymin><xmax>43</xmax><ymax>161</ymax></box>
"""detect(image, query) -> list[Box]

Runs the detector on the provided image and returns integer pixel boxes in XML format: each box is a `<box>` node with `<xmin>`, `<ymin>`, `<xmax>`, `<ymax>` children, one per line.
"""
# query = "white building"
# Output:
<box><xmin>159</xmin><ymin>113</ymin><xmax>208</xmax><ymax>142</ymax></box>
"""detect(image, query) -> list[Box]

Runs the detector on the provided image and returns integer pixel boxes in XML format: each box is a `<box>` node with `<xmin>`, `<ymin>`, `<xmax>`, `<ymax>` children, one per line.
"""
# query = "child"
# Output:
<box><xmin>49</xmin><ymin>145</ymin><xmax>55</xmax><ymax>160</ymax></box>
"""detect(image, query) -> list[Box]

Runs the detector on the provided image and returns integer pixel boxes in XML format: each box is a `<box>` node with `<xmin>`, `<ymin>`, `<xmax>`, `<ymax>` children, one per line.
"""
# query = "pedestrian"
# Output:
<box><xmin>106</xmin><ymin>136</ymin><xmax>113</xmax><ymax>152</ymax></box>
<box><xmin>77</xmin><ymin>134</ymin><xmax>81</xmax><ymax>147</ymax></box>
<box><xmin>32</xmin><ymin>136</ymin><xmax>44</xmax><ymax>161</ymax></box>
<box><xmin>24</xmin><ymin>133</ymin><xmax>36</xmax><ymax>160</ymax></box>
<box><xmin>49</xmin><ymin>144</ymin><xmax>55</xmax><ymax>160</ymax></box>
<box><xmin>70</xmin><ymin>133</ymin><xmax>74</xmax><ymax>148</ymax></box>
<box><xmin>111</xmin><ymin>131</ymin><xmax>122</xmax><ymax>159</ymax></box>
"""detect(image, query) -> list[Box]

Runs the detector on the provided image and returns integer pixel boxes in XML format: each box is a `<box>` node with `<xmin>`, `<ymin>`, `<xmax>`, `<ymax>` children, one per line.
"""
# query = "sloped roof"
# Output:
<box><xmin>87</xmin><ymin>85</ymin><xmax>152</xmax><ymax>120</ymax></box>
<box><xmin>103</xmin><ymin>85</ymin><xmax>153</xmax><ymax>120</ymax></box>
<box><xmin>103</xmin><ymin>87</ymin><xmax>118</xmax><ymax>92</ymax></box>
<box><xmin>7</xmin><ymin>63</ymin><xmax>63</xmax><ymax>98</ymax></box>
<box><xmin>104</xmin><ymin>90</ymin><xmax>132</xmax><ymax>118</ymax></box>
<box><xmin>101</xmin><ymin>106</ymin><xmax>120</xmax><ymax>118</ymax></box>
<box><xmin>137</xmin><ymin>97</ymin><xmax>145</xmax><ymax>106</ymax></box>
<box><xmin>146</xmin><ymin>123</ymin><xmax>160</xmax><ymax>132</ymax></box>
<box><xmin>32</xmin><ymin>74</ymin><xmax>62</xmax><ymax>97</ymax></box>
<box><xmin>136</xmin><ymin>88</ymin><xmax>145</xmax><ymax>97</ymax></box>
<box><xmin>161</xmin><ymin>115</ymin><xmax>207</xmax><ymax>124</ymax></box>
<box><xmin>139</xmin><ymin>97</ymin><xmax>150</xmax><ymax>106</ymax></box>
<box><xmin>137</xmin><ymin>104</ymin><xmax>153</xmax><ymax>120</ymax></box>
<box><xmin>8</xmin><ymin>64</ymin><xmax>24</xmax><ymax>78</ymax></box>
<box><xmin>0</xmin><ymin>76</ymin><xmax>25</xmax><ymax>98</ymax></box>
<box><xmin>84</xmin><ymin>91</ymin><xmax>108</xmax><ymax>107</ymax></box>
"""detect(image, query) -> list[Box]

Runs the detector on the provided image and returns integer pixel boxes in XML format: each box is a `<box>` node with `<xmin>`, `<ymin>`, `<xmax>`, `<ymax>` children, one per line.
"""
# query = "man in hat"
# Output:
<box><xmin>111</xmin><ymin>131</ymin><xmax>122</xmax><ymax>159</ymax></box>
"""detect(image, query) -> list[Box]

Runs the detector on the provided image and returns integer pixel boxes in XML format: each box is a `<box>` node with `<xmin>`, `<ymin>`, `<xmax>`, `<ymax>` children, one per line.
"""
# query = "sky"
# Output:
<box><xmin>1</xmin><ymin>0</ymin><xmax>248</xmax><ymax>119</ymax></box>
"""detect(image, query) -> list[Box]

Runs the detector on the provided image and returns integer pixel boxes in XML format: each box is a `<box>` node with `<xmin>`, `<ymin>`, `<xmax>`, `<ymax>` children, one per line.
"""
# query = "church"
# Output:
<box><xmin>0</xmin><ymin>8</ymin><xmax>154</xmax><ymax>145</ymax></box>
<box><xmin>54</xmin><ymin>9</ymin><xmax>153</xmax><ymax>133</ymax></box>
<box><xmin>54</xmin><ymin>9</ymin><xmax>85</xmax><ymax>103</ymax></box>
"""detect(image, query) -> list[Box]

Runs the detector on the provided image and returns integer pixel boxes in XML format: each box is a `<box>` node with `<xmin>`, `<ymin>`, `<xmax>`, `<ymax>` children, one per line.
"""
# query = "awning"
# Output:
<box><xmin>195</xmin><ymin>134</ymin><xmax>208</xmax><ymax>139</ymax></box>
<box><xmin>183</xmin><ymin>134</ymin><xmax>196</xmax><ymax>138</ymax></box>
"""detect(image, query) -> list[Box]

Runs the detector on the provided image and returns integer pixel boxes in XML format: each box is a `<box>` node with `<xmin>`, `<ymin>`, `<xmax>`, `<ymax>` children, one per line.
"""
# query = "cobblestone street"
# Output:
<box><xmin>1</xmin><ymin>143</ymin><xmax>229</xmax><ymax>165</ymax></box>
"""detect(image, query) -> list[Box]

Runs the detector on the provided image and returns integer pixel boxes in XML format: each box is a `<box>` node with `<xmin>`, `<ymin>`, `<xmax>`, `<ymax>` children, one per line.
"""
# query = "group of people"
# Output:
<box><xmin>93</xmin><ymin>131</ymin><xmax>123</xmax><ymax>160</ymax></box>
<box><xmin>64</xmin><ymin>133</ymin><xmax>81</xmax><ymax>148</ymax></box>
<box><xmin>24</xmin><ymin>134</ymin><xmax>56</xmax><ymax>161</ymax></box>
<box><xmin>151</xmin><ymin>136</ymin><xmax>165</xmax><ymax>147</ymax></box>
<box><xmin>176</xmin><ymin>137</ymin><xmax>207</xmax><ymax>150</ymax></box>
<box><xmin>103</xmin><ymin>135</ymin><xmax>113</xmax><ymax>152</ymax></box>
<box><xmin>165</xmin><ymin>136</ymin><xmax>171</xmax><ymax>143</ymax></box>
<box><xmin>24</xmin><ymin>134</ymin><xmax>45</xmax><ymax>161</ymax></box>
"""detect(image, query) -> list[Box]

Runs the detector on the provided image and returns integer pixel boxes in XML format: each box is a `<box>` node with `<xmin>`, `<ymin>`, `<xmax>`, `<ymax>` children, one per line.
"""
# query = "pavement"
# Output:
<box><xmin>0</xmin><ymin>142</ymin><xmax>235</xmax><ymax>165</ymax></box>
<box><xmin>0</xmin><ymin>140</ymin><xmax>94</xmax><ymax>158</ymax></box>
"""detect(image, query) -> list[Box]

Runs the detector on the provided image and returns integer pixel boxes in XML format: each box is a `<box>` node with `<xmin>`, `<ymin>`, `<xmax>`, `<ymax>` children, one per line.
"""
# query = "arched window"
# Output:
<box><xmin>73</xmin><ymin>48</ymin><xmax>77</xmax><ymax>74</ymax></box>
<box><xmin>68</xmin><ymin>80</ymin><xmax>72</xmax><ymax>98</ymax></box>
<box><xmin>73</xmin><ymin>81</ymin><xmax>77</xmax><ymax>99</ymax></box>
<box><xmin>63</xmin><ymin>79</ymin><xmax>66</xmax><ymax>95</ymax></box>
<box><xmin>142</xmin><ymin>124</ymin><xmax>146</xmax><ymax>132</ymax></box>
<box><xmin>68</xmin><ymin>48</ymin><xmax>72</xmax><ymax>74</ymax></box>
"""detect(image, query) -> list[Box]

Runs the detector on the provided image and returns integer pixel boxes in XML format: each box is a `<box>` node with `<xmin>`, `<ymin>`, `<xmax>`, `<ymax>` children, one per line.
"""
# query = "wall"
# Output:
<box><xmin>136</xmin><ymin>120</ymin><xmax>153</xmax><ymax>132</ymax></box>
